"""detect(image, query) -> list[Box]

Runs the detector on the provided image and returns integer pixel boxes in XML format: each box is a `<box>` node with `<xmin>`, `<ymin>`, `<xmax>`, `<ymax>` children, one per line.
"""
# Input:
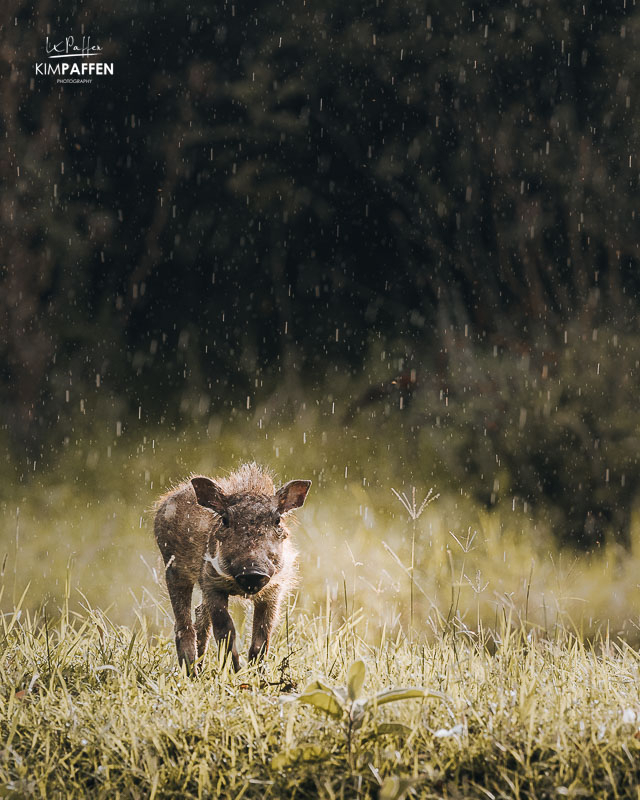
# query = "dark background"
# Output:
<box><xmin>2</xmin><ymin>0</ymin><xmax>640</xmax><ymax>546</ymax></box>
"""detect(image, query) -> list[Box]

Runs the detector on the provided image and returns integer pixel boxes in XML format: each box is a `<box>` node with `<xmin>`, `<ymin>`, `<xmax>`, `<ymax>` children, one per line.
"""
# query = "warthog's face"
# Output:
<box><xmin>191</xmin><ymin>477</ymin><xmax>311</xmax><ymax>595</ymax></box>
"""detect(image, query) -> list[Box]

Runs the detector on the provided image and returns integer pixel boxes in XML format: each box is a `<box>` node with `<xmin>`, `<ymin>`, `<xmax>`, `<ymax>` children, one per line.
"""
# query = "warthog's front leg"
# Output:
<box><xmin>204</xmin><ymin>589</ymin><xmax>240</xmax><ymax>671</ymax></box>
<box><xmin>249</xmin><ymin>588</ymin><xmax>282</xmax><ymax>662</ymax></box>
<box><xmin>165</xmin><ymin>574</ymin><xmax>196</xmax><ymax>670</ymax></box>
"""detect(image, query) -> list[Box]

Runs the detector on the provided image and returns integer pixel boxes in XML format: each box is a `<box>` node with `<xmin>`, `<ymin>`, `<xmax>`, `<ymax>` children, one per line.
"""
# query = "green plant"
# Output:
<box><xmin>273</xmin><ymin>659</ymin><xmax>448</xmax><ymax>770</ymax></box>
<box><xmin>391</xmin><ymin>487</ymin><xmax>439</xmax><ymax>640</ymax></box>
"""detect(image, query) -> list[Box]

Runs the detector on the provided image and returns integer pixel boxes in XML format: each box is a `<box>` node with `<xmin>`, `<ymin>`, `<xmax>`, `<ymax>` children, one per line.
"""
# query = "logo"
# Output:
<box><xmin>34</xmin><ymin>35</ymin><xmax>114</xmax><ymax>84</ymax></box>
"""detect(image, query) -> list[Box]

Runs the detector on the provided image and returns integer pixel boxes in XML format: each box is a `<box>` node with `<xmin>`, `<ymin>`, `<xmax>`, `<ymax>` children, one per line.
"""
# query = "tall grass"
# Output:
<box><xmin>1</xmin><ymin>414</ymin><xmax>640</xmax><ymax>641</ymax></box>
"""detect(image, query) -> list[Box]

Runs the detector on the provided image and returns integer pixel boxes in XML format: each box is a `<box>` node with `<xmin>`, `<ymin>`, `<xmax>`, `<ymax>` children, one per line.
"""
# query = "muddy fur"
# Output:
<box><xmin>153</xmin><ymin>462</ymin><xmax>310</xmax><ymax>671</ymax></box>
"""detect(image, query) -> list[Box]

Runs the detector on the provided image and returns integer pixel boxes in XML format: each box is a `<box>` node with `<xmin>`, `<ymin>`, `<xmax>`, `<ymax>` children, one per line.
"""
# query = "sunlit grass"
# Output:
<box><xmin>2</xmin><ymin>582</ymin><xmax>640</xmax><ymax>798</ymax></box>
<box><xmin>2</xmin><ymin>415</ymin><xmax>640</xmax><ymax>642</ymax></box>
<box><xmin>3</xmin><ymin>416</ymin><xmax>640</xmax><ymax>795</ymax></box>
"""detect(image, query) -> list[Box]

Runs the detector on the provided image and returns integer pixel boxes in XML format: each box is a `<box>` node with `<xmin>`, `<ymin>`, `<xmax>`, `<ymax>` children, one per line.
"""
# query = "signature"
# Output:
<box><xmin>45</xmin><ymin>36</ymin><xmax>102</xmax><ymax>59</ymax></box>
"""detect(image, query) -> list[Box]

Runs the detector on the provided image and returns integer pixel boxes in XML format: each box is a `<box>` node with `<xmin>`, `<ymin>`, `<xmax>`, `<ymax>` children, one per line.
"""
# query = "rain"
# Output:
<box><xmin>2</xmin><ymin>1</ymin><xmax>640</xmax><ymax>797</ymax></box>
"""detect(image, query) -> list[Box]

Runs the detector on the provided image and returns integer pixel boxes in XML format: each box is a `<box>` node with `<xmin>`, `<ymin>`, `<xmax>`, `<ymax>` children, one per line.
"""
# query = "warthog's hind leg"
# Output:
<box><xmin>195</xmin><ymin>602</ymin><xmax>212</xmax><ymax>662</ymax></box>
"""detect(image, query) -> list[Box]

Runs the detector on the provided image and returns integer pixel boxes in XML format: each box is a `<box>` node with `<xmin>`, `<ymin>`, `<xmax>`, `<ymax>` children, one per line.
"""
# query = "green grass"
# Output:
<box><xmin>3</xmin><ymin>417</ymin><xmax>640</xmax><ymax>797</ymax></box>
<box><xmin>2</xmin><ymin>588</ymin><xmax>640</xmax><ymax>798</ymax></box>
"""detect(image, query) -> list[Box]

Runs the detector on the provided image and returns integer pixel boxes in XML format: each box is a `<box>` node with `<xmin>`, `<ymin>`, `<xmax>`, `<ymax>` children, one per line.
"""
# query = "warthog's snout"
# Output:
<box><xmin>235</xmin><ymin>571</ymin><xmax>271</xmax><ymax>594</ymax></box>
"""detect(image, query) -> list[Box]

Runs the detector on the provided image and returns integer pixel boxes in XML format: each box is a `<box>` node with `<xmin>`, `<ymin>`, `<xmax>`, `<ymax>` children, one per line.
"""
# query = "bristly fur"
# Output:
<box><xmin>214</xmin><ymin>462</ymin><xmax>275</xmax><ymax>497</ymax></box>
<box><xmin>152</xmin><ymin>462</ymin><xmax>275</xmax><ymax>511</ymax></box>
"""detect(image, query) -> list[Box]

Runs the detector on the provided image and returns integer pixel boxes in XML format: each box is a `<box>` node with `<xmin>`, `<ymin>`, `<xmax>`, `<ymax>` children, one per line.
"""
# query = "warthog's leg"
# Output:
<box><xmin>204</xmin><ymin>589</ymin><xmax>240</xmax><ymax>672</ymax></box>
<box><xmin>165</xmin><ymin>574</ymin><xmax>196</xmax><ymax>669</ymax></box>
<box><xmin>249</xmin><ymin>588</ymin><xmax>282</xmax><ymax>662</ymax></box>
<box><xmin>195</xmin><ymin>602</ymin><xmax>212</xmax><ymax>660</ymax></box>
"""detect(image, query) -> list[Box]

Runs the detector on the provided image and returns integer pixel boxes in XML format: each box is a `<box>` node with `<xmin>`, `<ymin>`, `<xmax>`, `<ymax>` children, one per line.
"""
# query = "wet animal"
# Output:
<box><xmin>154</xmin><ymin>463</ymin><xmax>311</xmax><ymax>671</ymax></box>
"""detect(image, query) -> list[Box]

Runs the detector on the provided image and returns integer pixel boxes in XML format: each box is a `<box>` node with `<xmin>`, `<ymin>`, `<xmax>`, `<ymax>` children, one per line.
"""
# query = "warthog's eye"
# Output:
<box><xmin>219</xmin><ymin>512</ymin><xmax>229</xmax><ymax>527</ymax></box>
<box><xmin>273</xmin><ymin>514</ymin><xmax>288</xmax><ymax>538</ymax></box>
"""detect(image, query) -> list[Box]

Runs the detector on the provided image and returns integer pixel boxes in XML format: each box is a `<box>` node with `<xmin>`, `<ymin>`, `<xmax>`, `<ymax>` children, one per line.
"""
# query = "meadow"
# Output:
<box><xmin>2</xmin><ymin>411</ymin><xmax>640</xmax><ymax>797</ymax></box>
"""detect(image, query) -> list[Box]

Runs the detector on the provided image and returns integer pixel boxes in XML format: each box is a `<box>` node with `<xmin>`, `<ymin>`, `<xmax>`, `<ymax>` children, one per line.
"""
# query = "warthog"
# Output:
<box><xmin>154</xmin><ymin>463</ymin><xmax>311</xmax><ymax>671</ymax></box>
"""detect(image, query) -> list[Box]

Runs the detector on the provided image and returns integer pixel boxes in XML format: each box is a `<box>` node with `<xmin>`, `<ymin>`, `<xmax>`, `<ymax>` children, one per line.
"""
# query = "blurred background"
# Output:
<box><xmin>2</xmin><ymin>0</ymin><xmax>640</xmax><ymax>641</ymax></box>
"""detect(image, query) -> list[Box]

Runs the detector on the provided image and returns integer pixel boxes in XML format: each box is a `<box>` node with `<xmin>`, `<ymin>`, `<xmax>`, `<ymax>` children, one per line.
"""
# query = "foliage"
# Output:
<box><xmin>397</xmin><ymin>321</ymin><xmax>640</xmax><ymax>547</ymax></box>
<box><xmin>3</xmin><ymin>0</ymin><xmax>640</xmax><ymax>452</ymax></box>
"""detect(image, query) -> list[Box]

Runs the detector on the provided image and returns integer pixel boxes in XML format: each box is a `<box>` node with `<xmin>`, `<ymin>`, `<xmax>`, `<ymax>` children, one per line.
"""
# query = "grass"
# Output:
<box><xmin>2</xmin><ymin>586</ymin><xmax>640</xmax><ymax>798</ymax></box>
<box><xmin>3</xmin><ymin>416</ymin><xmax>640</xmax><ymax>796</ymax></box>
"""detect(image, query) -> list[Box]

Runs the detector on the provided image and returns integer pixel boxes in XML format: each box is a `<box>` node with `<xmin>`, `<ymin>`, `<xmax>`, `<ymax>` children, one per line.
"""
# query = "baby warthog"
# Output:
<box><xmin>154</xmin><ymin>463</ymin><xmax>311</xmax><ymax>672</ymax></box>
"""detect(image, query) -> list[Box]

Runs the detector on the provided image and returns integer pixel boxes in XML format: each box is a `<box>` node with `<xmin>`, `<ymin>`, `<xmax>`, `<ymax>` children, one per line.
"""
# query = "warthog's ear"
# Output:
<box><xmin>276</xmin><ymin>480</ymin><xmax>312</xmax><ymax>513</ymax></box>
<box><xmin>191</xmin><ymin>477</ymin><xmax>227</xmax><ymax>514</ymax></box>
